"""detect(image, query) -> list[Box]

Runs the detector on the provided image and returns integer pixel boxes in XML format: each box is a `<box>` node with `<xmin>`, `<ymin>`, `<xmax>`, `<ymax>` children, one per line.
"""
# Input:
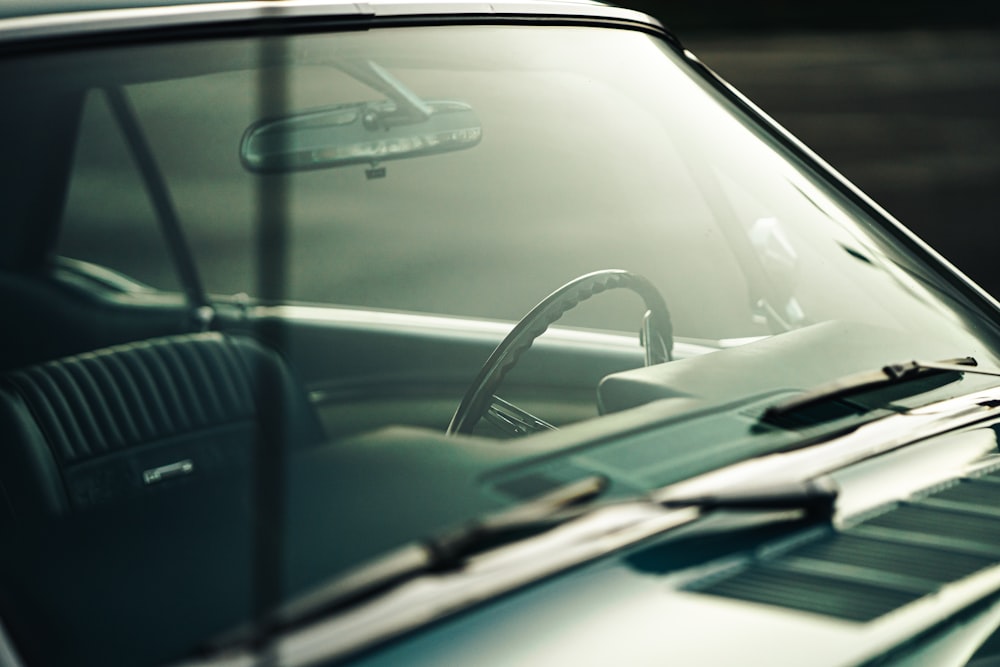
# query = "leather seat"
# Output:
<box><xmin>0</xmin><ymin>332</ymin><xmax>324</xmax><ymax>522</ymax></box>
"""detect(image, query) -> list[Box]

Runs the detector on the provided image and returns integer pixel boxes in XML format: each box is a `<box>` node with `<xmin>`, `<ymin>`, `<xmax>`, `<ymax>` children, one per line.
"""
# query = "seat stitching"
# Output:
<box><xmin>121</xmin><ymin>346</ymin><xmax>177</xmax><ymax>435</ymax></box>
<box><xmin>90</xmin><ymin>349</ymin><xmax>144</xmax><ymax>445</ymax></box>
<box><xmin>156</xmin><ymin>340</ymin><xmax>209</xmax><ymax>427</ymax></box>
<box><xmin>65</xmin><ymin>357</ymin><xmax>126</xmax><ymax>453</ymax></box>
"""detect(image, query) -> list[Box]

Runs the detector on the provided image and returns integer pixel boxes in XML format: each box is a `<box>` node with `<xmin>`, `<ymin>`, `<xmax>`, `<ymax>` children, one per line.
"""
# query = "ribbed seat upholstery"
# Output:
<box><xmin>0</xmin><ymin>332</ymin><xmax>324</xmax><ymax>521</ymax></box>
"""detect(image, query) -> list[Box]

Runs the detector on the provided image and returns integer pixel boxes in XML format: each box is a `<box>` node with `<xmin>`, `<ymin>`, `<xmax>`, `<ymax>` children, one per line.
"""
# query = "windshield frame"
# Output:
<box><xmin>8</xmin><ymin>7</ymin><xmax>1000</xmax><ymax>667</ymax></box>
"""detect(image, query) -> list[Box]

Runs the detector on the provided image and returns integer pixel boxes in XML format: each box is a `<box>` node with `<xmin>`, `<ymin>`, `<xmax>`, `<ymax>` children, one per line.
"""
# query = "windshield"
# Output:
<box><xmin>46</xmin><ymin>26</ymin><xmax>997</xmax><ymax>346</ymax></box>
<box><xmin>4</xmin><ymin>18</ymin><xmax>1000</xmax><ymax>667</ymax></box>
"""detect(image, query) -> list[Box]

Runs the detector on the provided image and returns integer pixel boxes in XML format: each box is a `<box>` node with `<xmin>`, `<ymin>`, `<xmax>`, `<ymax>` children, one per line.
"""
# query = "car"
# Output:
<box><xmin>4</xmin><ymin>1</ymin><xmax>1000</xmax><ymax>665</ymax></box>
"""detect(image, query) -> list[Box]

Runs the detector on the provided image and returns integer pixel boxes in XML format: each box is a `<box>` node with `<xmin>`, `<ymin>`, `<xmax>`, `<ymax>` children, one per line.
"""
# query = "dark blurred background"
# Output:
<box><xmin>614</xmin><ymin>1</ymin><xmax>1000</xmax><ymax>298</ymax></box>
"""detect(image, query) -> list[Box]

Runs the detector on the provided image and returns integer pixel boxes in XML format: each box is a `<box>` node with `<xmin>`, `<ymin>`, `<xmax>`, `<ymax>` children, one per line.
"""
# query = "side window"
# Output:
<box><xmin>57</xmin><ymin>89</ymin><xmax>183</xmax><ymax>292</ymax></box>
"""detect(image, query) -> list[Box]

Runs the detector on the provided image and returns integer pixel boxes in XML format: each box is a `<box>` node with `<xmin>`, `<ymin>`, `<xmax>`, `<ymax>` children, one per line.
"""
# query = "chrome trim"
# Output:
<box><xmin>0</xmin><ymin>619</ymin><xmax>24</xmax><ymax>667</ymax></box>
<box><xmin>254</xmin><ymin>303</ymin><xmax>724</xmax><ymax>359</ymax></box>
<box><xmin>641</xmin><ymin>309</ymin><xmax>655</xmax><ymax>366</ymax></box>
<box><xmin>682</xmin><ymin>47</ymin><xmax>1000</xmax><ymax>319</ymax></box>
<box><xmin>142</xmin><ymin>459</ymin><xmax>195</xmax><ymax>485</ymax></box>
<box><xmin>0</xmin><ymin>1</ymin><xmax>368</xmax><ymax>44</ymax></box>
<box><xmin>0</xmin><ymin>0</ymin><xmax>663</xmax><ymax>46</ymax></box>
<box><xmin>485</xmin><ymin>395</ymin><xmax>558</xmax><ymax>435</ymax></box>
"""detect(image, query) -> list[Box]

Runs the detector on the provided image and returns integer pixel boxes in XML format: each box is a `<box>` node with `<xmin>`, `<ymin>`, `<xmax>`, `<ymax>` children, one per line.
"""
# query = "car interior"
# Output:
<box><xmin>0</xmin><ymin>65</ymin><xmax>676</xmax><ymax>667</ymax></box>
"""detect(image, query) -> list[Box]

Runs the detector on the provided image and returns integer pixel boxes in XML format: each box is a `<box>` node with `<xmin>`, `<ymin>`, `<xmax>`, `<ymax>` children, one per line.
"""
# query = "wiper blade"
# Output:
<box><xmin>657</xmin><ymin>476</ymin><xmax>838</xmax><ymax>518</ymax></box>
<box><xmin>205</xmin><ymin>468</ymin><xmax>841</xmax><ymax>656</ymax></box>
<box><xmin>206</xmin><ymin>475</ymin><xmax>609</xmax><ymax>652</ymax></box>
<box><xmin>761</xmin><ymin>356</ymin><xmax>995</xmax><ymax>423</ymax></box>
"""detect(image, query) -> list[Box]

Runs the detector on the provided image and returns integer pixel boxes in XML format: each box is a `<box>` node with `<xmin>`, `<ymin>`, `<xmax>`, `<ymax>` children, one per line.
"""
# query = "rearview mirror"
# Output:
<box><xmin>240</xmin><ymin>100</ymin><xmax>482</xmax><ymax>173</ymax></box>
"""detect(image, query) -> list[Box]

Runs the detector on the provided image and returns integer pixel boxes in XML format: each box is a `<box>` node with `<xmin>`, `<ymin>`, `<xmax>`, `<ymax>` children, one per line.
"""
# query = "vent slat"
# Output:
<box><xmin>691</xmin><ymin>566</ymin><xmax>922</xmax><ymax>622</ymax></box>
<box><xmin>797</xmin><ymin>533</ymin><xmax>993</xmax><ymax>583</ymax></box>
<box><xmin>932</xmin><ymin>480</ymin><xmax>1000</xmax><ymax>507</ymax></box>
<box><xmin>978</xmin><ymin>470</ymin><xmax>1000</xmax><ymax>484</ymax></box>
<box><xmin>686</xmin><ymin>470</ymin><xmax>1000</xmax><ymax>622</ymax></box>
<box><xmin>864</xmin><ymin>504</ymin><xmax>1000</xmax><ymax>546</ymax></box>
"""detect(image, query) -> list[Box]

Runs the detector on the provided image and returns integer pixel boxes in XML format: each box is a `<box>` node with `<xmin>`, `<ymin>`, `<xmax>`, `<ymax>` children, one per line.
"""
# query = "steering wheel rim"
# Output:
<box><xmin>447</xmin><ymin>269</ymin><xmax>674</xmax><ymax>436</ymax></box>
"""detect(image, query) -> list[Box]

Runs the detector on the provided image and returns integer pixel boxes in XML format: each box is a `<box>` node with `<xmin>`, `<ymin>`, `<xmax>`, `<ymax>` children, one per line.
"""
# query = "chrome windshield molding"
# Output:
<box><xmin>681</xmin><ymin>48</ymin><xmax>1000</xmax><ymax>319</ymax></box>
<box><xmin>0</xmin><ymin>620</ymin><xmax>25</xmax><ymax>667</ymax></box>
<box><xmin>0</xmin><ymin>0</ymin><xmax>664</xmax><ymax>47</ymax></box>
<box><xmin>0</xmin><ymin>1</ymin><xmax>370</xmax><ymax>45</ymax></box>
<box><xmin>178</xmin><ymin>504</ymin><xmax>702</xmax><ymax>667</ymax></box>
<box><xmin>369</xmin><ymin>0</ymin><xmax>662</xmax><ymax>25</ymax></box>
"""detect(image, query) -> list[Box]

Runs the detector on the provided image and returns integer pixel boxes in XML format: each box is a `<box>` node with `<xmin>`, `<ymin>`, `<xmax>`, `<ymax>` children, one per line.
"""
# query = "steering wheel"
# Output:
<box><xmin>447</xmin><ymin>269</ymin><xmax>674</xmax><ymax>436</ymax></box>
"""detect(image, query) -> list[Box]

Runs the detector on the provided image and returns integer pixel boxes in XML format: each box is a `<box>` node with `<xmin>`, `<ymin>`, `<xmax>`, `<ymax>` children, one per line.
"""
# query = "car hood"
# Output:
<box><xmin>174</xmin><ymin>389</ymin><xmax>1000</xmax><ymax>667</ymax></box>
<box><xmin>336</xmin><ymin>422</ymin><xmax>1000</xmax><ymax>667</ymax></box>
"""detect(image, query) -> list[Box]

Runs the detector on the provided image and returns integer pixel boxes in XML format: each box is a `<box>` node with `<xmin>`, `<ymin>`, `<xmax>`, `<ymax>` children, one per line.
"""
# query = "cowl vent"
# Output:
<box><xmin>685</xmin><ymin>468</ymin><xmax>1000</xmax><ymax>622</ymax></box>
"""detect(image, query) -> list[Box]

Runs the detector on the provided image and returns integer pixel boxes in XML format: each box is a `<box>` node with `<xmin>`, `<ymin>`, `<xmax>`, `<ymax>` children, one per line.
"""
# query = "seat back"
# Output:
<box><xmin>0</xmin><ymin>332</ymin><xmax>324</xmax><ymax>521</ymax></box>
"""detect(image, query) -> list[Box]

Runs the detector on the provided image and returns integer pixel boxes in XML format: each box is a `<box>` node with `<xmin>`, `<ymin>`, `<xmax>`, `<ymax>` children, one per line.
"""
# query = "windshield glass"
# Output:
<box><xmin>4</xmin><ymin>19</ymin><xmax>1000</xmax><ymax>667</ymax></box>
<box><xmin>47</xmin><ymin>26</ymin><xmax>996</xmax><ymax>346</ymax></box>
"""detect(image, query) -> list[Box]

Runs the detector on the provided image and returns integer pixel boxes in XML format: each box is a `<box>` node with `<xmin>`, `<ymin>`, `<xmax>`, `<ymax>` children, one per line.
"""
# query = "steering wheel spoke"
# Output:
<box><xmin>447</xmin><ymin>269</ymin><xmax>674</xmax><ymax>436</ymax></box>
<box><xmin>484</xmin><ymin>395</ymin><xmax>557</xmax><ymax>437</ymax></box>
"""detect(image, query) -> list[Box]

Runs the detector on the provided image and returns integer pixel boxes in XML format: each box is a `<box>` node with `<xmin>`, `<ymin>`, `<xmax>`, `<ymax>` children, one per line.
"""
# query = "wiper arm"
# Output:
<box><xmin>761</xmin><ymin>356</ymin><xmax>996</xmax><ymax>423</ymax></box>
<box><xmin>426</xmin><ymin>474</ymin><xmax>609</xmax><ymax>568</ymax></box>
<box><xmin>205</xmin><ymin>468</ymin><xmax>841</xmax><ymax>657</ymax></box>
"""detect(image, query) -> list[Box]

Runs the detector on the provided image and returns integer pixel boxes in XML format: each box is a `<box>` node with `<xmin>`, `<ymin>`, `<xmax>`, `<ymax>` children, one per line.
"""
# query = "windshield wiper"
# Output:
<box><xmin>760</xmin><ymin>357</ymin><xmax>1000</xmax><ymax>425</ymax></box>
<box><xmin>205</xmin><ymin>472</ymin><xmax>839</xmax><ymax>656</ymax></box>
<box><xmin>206</xmin><ymin>475</ymin><xmax>609</xmax><ymax>652</ymax></box>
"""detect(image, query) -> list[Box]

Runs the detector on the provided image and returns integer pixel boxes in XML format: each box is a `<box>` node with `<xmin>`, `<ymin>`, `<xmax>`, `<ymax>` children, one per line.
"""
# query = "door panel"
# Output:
<box><xmin>216</xmin><ymin>305</ymin><xmax>650</xmax><ymax>439</ymax></box>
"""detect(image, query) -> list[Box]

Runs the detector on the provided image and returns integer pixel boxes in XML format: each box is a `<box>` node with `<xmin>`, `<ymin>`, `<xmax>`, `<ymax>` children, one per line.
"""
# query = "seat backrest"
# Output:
<box><xmin>0</xmin><ymin>332</ymin><xmax>324</xmax><ymax>522</ymax></box>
